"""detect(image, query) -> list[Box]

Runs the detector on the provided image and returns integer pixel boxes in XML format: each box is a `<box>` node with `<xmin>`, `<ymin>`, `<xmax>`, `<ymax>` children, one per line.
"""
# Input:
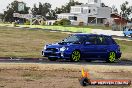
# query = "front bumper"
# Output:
<box><xmin>42</xmin><ymin>50</ymin><xmax>71</xmax><ymax>59</ymax></box>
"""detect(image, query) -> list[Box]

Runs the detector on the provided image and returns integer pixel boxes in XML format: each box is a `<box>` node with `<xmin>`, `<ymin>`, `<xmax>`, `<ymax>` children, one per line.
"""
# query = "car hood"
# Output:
<box><xmin>46</xmin><ymin>43</ymin><xmax>71</xmax><ymax>49</ymax></box>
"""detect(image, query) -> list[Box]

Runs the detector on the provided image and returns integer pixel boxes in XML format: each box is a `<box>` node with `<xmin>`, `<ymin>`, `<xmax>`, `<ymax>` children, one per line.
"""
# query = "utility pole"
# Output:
<box><xmin>120</xmin><ymin>11</ymin><xmax>122</xmax><ymax>31</ymax></box>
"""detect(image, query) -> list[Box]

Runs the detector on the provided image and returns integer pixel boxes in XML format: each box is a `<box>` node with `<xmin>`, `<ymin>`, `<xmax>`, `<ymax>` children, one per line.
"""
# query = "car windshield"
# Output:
<box><xmin>128</xmin><ymin>29</ymin><xmax>132</xmax><ymax>31</ymax></box>
<box><xmin>60</xmin><ymin>35</ymin><xmax>87</xmax><ymax>44</ymax></box>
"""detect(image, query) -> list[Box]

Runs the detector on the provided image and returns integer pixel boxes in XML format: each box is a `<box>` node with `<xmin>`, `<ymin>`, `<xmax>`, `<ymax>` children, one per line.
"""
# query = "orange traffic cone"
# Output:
<box><xmin>79</xmin><ymin>68</ymin><xmax>91</xmax><ymax>86</ymax></box>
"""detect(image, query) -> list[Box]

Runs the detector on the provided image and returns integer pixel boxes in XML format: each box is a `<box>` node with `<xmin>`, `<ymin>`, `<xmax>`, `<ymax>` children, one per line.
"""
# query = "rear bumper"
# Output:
<box><xmin>116</xmin><ymin>52</ymin><xmax>122</xmax><ymax>58</ymax></box>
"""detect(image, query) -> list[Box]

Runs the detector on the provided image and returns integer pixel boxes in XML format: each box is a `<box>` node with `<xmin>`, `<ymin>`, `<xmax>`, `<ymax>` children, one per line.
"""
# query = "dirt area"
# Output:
<box><xmin>0</xmin><ymin>63</ymin><xmax>131</xmax><ymax>88</ymax></box>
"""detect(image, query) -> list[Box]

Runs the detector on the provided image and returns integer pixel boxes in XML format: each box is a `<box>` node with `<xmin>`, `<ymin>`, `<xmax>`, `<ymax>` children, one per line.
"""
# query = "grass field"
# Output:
<box><xmin>0</xmin><ymin>26</ymin><xmax>67</xmax><ymax>58</ymax></box>
<box><xmin>0</xmin><ymin>26</ymin><xmax>132</xmax><ymax>60</ymax></box>
<box><xmin>0</xmin><ymin>23</ymin><xmax>92</xmax><ymax>33</ymax></box>
<box><xmin>116</xmin><ymin>40</ymin><xmax>132</xmax><ymax>60</ymax></box>
<box><xmin>18</xmin><ymin>25</ymin><xmax>92</xmax><ymax>33</ymax></box>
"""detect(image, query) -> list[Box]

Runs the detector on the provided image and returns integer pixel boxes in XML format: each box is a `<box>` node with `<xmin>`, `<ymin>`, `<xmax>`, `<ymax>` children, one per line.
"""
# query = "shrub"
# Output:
<box><xmin>24</xmin><ymin>20</ymin><xmax>30</xmax><ymax>25</ymax></box>
<box><xmin>53</xmin><ymin>19</ymin><xmax>71</xmax><ymax>26</ymax></box>
<box><xmin>79</xmin><ymin>22</ymin><xmax>84</xmax><ymax>26</ymax></box>
<box><xmin>59</xmin><ymin>19</ymin><xmax>71</xmax><ymax>25</ymax></box>
<box><xmin>53</xmin><ymin>21</ymin><xmax>59</xmax><ymax>25</ymax></box>
<box><xmin>40</xmin><ymin>21</ymin><xmax>45</xmax><ymax>25</ymax></box>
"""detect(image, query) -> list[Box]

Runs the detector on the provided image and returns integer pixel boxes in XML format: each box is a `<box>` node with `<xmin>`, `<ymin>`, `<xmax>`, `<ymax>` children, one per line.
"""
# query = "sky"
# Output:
<box><xmin>0</xmin><ymin>0</ymin><xmax>132</xmax><ymax>17</ymax></box>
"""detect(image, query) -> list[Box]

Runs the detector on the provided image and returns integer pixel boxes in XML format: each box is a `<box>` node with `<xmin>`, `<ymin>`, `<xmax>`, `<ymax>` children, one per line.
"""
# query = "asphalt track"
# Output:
<box><xmin>0</xmin><ymin>57</ymin><xmax>132</xmax><ymax>66</ymax></box>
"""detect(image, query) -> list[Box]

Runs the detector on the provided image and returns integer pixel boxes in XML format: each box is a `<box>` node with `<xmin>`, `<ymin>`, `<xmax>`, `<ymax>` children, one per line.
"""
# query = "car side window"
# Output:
<box><xmin>86</xmin><ymin>36</ymin><xmax>97</xmax><ymax>44</ymax></box>
<box><xmin>105</xmin><ymin>36</ymin><xmax>116</xmax><ymax>45</ymax></box>
<box><xmin>97</xmin><ymin>36</ymin><xmax>107</xmax><ymax>45</ymax></box>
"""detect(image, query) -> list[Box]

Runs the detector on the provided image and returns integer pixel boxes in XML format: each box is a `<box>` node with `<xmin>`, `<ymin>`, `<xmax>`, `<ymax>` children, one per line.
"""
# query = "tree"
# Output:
<box><xmin>0</xmin><ymin>13</ymin><xmax>4</xmax><ymax>21</ymax></box>
<box><xmin>54</xmin><ymin>7</ymin><xmax>63</xmax><ymax>14</ymax></box>
<box><xmin>54</xmin><ymin>0</ymin><xmax>82</xmax><ymax>14</ymax></box>
<box><xmin>112</xmin><ymin>5</ymin><xmax>118</xmax><ymax>13</ymax></box>
<box><xmin>101</xmin><ymin>3</ymin><xmax>105</xmax><ymax>7</ymax></box>
<box><xmin>64</xmin><ymin>0</ymin><xmax>82</xmax><ymax>13</ymax></box>
<box><xmin>31</xmin><ymin>2</ymin><xmax>51</xmax><ymax>18</ymax></box>
<box><xmin>47</xmin><ymin>10</ymin><xmax>56</xmax><ymax>20</ymax></box>
<box><xmin>3</xmin><ymin>1</ymin><xmax>30</xmax><ymax>22</ymax></box>
<box><xmin>31</xmin><ymin>4</ymin><xmax>39</xmax><ymax>16</ymax></box>
<box><xmin>42</xmin><ymin>3</ymin><xmax>51</xmax><ymax>17</ymax></box>
<box><xmin>120</xmin><ymin>1</ymin><xmax>132</xmax><ymax>19</ymax></box>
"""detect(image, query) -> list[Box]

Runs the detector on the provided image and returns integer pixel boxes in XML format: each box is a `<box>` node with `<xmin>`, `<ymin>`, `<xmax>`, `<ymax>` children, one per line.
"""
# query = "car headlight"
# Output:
<box><xmin>44</xmin><ymin>45</ymin><xmax>47</xmax><ymax>50</ymax></box>
<box><xmin>60</xmin><ymin>47</ymin><xmax>68</xmax><ymax>52</ymax></box>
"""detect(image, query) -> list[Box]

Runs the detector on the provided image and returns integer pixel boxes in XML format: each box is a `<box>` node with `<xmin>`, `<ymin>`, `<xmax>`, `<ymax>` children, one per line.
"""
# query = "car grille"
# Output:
<box><xmin>46</xmin><ymin>48</ymin><xmax>59</xmax><ymax>52</ymax></box>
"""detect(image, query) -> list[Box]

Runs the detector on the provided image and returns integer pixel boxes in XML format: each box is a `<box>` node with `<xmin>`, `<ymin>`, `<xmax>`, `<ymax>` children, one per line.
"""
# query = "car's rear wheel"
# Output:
<box><xmin>106</xmin><ymin>51</ymin><xmax>116</xmax><ymax>63</ymax></box>
<box><xmin>48</xmin><ymin>57</ymin><xmax>57</xmax><ymax>61</ymax></box>
<box><xmin>71</xmin><ymin>50</ymin><xmax>81</xmax><ymax>62</ymax></box>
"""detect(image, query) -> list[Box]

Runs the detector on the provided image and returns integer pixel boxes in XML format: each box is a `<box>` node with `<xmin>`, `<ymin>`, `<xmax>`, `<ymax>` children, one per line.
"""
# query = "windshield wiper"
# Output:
<box><xmin>58</xmin><ymin>41</ymin><xmax>72</xmax><ymax>45</ymax></box>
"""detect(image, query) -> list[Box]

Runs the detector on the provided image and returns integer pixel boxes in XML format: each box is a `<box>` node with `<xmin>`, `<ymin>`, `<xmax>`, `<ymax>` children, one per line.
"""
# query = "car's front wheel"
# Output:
<box><xmin>48</xmin><ymin>57</ymin><xmax>57</xmax><ymax>61</ymax></box>
<box><xmin>71</xmin><ymin>50</ymin><xmax>81</xmax><ymax>62</ymax></box>
<box><xmin>124</xmin><ymin>34</ymin><xmax>126</xmax><ymax>37</ymax></box>
<box><xmin>106</xmin><ymin>51</ymin><xmax>116</xmax><ymax>63</ymax></box>
<box><xmin>130</xmin><ymin>34</ymin><xmax>132</xmax><ymax>37</ymax></box>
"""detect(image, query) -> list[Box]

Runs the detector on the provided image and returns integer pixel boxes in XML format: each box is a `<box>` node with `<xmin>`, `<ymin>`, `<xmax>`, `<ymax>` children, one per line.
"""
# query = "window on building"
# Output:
<box><xmin>74</xmin><ymin>16</ymin><xmax>77</xmax><ymax>21</ymax></box>
<box><xmin>83</xmin><ymin>9</ymin><xmax>87</xmax><ymax>14</ymax></box>
<box><xmin>81</xmin><ymin>8</ymin><xmax>83</xmax><ymax>13</ymax></box>
<box><xmin>69</xmin><ymin>16</ymin><xmax>77</xmax><ymax>21</ymax></box>
<box><xmin>88</xmin><ymin>9</ymin><xmax>91</xmax><ymax>13</ymax></box>
<box><xmin>94</xmin><ymin>0</ymin><xmax>98</xmax><ymax>3</ymax></box>
<box><xmin>72</xmin><ymin>8</ymin><xmax>75</xmax><ymax>12</ymax></box>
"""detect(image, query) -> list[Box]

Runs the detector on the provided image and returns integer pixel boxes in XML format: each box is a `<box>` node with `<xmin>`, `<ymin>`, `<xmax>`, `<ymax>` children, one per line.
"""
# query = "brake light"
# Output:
<box><xmin>117</xmin><ymin>45</ymin><xmax>120</xmax><ymax>51</ymax></box>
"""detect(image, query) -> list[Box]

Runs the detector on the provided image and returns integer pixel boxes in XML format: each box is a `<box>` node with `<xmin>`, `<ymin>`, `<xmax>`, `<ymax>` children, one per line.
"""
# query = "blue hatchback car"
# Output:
<box><xmin>42</xmin><ymin>34</ymin><xmax>121</xmax><ymax>63</ymax></box>
<box><xmin>123</xmin><ymin>28</ymin><xmax>132</xmax><ymax>37</ymax></box>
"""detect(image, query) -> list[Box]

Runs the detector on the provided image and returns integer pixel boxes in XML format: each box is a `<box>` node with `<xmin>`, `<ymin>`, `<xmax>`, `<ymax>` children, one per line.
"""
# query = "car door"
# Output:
<box><xmin>82</xmin><ymin>35</ymin><xmax>98</xmax><ymax>58</ymax></box>
<box><xmin>96</xmin><ymin>36</ymin><xmax>108</xmax><ymax>58</ymax></box>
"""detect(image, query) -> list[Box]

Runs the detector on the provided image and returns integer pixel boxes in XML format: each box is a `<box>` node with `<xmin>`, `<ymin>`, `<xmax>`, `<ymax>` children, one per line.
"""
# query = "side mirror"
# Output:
<box><xmin>85</xmin><ymin>42</ymin><xmax>92</xmax><ymax>45</ymax></box>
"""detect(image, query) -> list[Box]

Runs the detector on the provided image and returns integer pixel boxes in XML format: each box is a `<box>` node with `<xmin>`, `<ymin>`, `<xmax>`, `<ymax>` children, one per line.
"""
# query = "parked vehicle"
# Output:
<box><xmin>42</xmin><ymin>34</ymin><xmax>121</xmax><ymax>63</ymax></box>
<box><xmin>123</xmin><ymin>28</ymin><xmax>132</xmax><ymax>37</ymax></box>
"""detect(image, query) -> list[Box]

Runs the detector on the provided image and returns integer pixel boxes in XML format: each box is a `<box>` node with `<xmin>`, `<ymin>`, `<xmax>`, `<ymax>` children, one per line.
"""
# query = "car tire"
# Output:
<box><xmin>106</xmin><ymin>51</ymin><xmax>116</xmax><ymax>63</ymax></box>
<box><xmin>70</xmin><ymin>50</ymin><xmax>81</xmax><ymax>62</ymax></box>
<box><xmin>130</xmin><ymin>34</ymin><xmax>132</xmax><ymax>37</ymax></box>
<box><xmin>48</xmin><ymin>57</ymin><xmax>57</xmax><ymax>61</ymax></box>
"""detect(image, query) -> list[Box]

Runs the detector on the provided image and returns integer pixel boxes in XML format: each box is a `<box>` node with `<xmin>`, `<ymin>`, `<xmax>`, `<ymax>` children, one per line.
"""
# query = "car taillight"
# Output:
<box><xmin>117</xmin><ymin>45</ymin><xmax>120</xmax><ymax>51</ymax></box>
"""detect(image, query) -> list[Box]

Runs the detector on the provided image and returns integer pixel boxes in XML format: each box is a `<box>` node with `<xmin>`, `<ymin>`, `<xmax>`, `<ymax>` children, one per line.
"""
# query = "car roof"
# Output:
<box><xmin>73</xmin><ymin>33</ymin><xmax>111</xmax><ymax>37</ymax></box>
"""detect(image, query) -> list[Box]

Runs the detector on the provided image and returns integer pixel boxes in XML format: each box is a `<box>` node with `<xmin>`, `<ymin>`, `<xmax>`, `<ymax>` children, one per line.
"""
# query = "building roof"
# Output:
<box><xmin>71</xmin><ymin>3</ymin><xmax>98</xmax><ymax>7</ymax></box>
<box><xmin>57</xmin><ymin>13</ymin><xmax>79</xmax><ymax>16</ymax></box>
<box><xmin>111</xmin><ymin>13</ymin><xmax>129</xmax><ymax>21</ymax></box>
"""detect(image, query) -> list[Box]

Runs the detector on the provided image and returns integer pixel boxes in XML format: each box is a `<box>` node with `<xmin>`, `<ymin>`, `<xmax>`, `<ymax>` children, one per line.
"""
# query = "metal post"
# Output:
<box><xmin>120</xmin><ymin>12</ymin><xmax>122</xmax><ymax>31</ymax></box>
<box><xmin>96</xmin><ymin>17</ymin><xmax>98</xmax><ymax>24</ymax></box>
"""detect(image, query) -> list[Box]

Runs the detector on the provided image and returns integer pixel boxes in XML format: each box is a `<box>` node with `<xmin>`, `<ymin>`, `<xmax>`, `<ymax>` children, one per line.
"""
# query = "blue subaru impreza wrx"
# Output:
<box><xmin>42</xmin><ymin>34</ymin><xmax>121</xmax><ymax>63</ymax></box>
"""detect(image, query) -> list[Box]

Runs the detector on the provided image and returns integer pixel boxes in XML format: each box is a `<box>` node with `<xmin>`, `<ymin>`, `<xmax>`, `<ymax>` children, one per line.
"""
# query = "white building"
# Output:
<box><xmin>57</xmin><ymin>0</ymin><xmax>111</xmax><ymax>25</ymax></box>
<box><xmin>45</xmin><ymin>20</ymin><xmax>56</xmax><ymax>25</ymax></box>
